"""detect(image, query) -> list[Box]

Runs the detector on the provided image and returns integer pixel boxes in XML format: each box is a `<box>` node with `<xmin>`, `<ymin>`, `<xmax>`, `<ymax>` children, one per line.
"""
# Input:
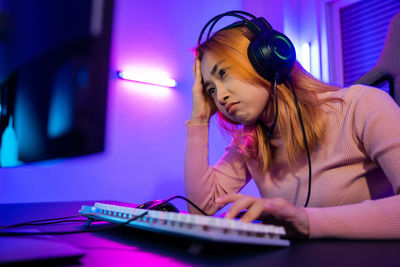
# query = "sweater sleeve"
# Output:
<box><xmin>305</xmin><ymin>86</ymin><xmax>400</xmax><ymax>239</ymax></box>
<box><xmin>184</xmin><ymin>121</ymin><xmax>251</xmax><ymax>215</ymax></box>
<box><xmin>306</xmin><ymin>195</ymin><xmax>400</xmax><ymax>239</ymax></box>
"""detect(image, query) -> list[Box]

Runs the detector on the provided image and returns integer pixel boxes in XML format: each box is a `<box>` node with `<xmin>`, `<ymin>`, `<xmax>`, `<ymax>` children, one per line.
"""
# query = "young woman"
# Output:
<box><xmin>184</xmin><ymin>13</ymin><xmax>400</xmax><ymax>239</ymax></box>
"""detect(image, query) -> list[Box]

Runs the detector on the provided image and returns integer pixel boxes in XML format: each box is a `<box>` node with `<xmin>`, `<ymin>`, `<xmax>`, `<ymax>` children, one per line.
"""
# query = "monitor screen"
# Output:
<box><xmin>0</xmin><ymin>0</ymin><xmax>114</xmax><ymax>167</ymax></box>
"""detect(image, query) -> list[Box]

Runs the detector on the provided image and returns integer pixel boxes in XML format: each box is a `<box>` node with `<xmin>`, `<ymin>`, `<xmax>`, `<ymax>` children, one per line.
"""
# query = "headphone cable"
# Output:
<box><xmin>267</xmin><ymin>73</ymin><xmax>279</xmax><ymax>137</ymax></box>
<box><xmin>287</xmin><ymin>75</ymin><xmax>312</xmax><ymax>207</ymax></box>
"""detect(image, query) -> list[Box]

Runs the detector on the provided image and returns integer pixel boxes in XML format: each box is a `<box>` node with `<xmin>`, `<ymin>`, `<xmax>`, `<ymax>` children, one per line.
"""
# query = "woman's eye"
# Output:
<box><xmin>207</xmin><ymin>88</ymin><xmax>216</xmax><ymax>95</ymax></box>
<box><xmin>219</xmin><ymin>69</ymin><xmax>226</xmax><ymax>78</ymax></box>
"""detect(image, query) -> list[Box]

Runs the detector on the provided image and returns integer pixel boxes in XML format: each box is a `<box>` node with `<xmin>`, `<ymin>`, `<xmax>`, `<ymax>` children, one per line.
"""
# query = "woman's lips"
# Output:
<box><xmin>226</xmin><ymin>102</ymin><xmax>239</xmax><ymax>114</ymax></box>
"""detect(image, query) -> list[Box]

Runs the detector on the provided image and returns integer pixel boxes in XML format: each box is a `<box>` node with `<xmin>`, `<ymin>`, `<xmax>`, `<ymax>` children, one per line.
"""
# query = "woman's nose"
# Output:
<box><xmin>216</xmin><ymin>85</ymin><xmax>229</xmax><ymax>105</ymax></box>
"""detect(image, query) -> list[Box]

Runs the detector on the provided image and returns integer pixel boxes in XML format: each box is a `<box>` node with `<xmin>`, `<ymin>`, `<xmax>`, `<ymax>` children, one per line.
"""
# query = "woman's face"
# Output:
<box><xmin>200</xmin><ymin>52</ymin><xmax>272</xmax><ymax>125</ymax></box>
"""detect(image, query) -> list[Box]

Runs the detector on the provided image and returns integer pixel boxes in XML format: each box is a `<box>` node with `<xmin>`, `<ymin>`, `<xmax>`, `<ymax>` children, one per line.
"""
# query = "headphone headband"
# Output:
<box><xmin>197</xmin><ymin>10</ymin><xmax>296</xmax><ymax>83</ymax></box>
<box><xmin>197</xmin><ymin>11</ymin><xmax>263</xmax><ymax>46</ymax></box>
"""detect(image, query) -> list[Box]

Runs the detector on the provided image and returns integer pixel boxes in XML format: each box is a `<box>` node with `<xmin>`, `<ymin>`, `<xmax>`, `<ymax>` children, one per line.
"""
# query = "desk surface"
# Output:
<box><xmin>1</xmin><ymin>201</ymin><xmax>399</xmax><ymax>267</ymax></box>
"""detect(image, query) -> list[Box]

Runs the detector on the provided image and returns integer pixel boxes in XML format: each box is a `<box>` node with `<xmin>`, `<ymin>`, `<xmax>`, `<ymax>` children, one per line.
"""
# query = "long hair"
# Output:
<box><xmin>196</xmin><ymin>27</ymin><xmax>342</xmax><ymax>171</ymax></box>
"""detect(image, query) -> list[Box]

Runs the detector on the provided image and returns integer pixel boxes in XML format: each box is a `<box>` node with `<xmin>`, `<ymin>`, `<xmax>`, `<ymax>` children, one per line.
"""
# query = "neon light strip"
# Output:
<box><xmin>300</xmin><ymin>42</ymin><xmax>311</xmax><ymax>73</ymax></box>
<box><xmin>117</xmin><ymin>71</ymin><xmax>177</xmax><ymax>88</ymax></box>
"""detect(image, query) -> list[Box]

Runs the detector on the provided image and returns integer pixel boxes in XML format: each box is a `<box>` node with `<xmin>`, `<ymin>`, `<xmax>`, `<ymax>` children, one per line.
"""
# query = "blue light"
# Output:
<box><xmin>47</xmin><ymin>63</ymin><xmax>75</xmax><ymax>138</ymax></box>
<box><xmin>0</xmin><ymin>117</ymin><xmax>21</xmax><ymax>167</ymax></box>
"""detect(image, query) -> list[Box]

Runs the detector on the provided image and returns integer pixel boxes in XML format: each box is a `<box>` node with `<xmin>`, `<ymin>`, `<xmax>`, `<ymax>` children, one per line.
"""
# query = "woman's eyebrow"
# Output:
<box><xmin>203</xmin><ymin>80</ymin><xmax>212</xmax><ymax>89</ymax></box>
<box><xmin>210</xmin><ymin>60</ymin><xmax>226</xmax><ymax>76</ymax></box>
<box><xmin>203</xmin><ymin>60</ymin><xmax>226</xmax><ymax>88</ymax></box>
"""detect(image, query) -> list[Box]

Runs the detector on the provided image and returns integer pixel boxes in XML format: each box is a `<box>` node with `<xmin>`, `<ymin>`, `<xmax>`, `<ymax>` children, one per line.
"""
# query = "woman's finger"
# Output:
<box><xmin>224</xmin><ymin>195</ymin><xmax>254</xmax><ymax>220</ymax></box>
<box><xmin>192</xmin><ymin>58</ymin><xmax>196</xmax><ymax>77</ymax></box>
<box><xmin>239</xmin><ymin>200</ymin><xmax>265</xmax><ymax>223</ymax></box>
<box><xmin>193</xmin><ymin>58</ymin><xmax>200</xmax><ymax>77</ymax></box>
<box><xmin>193</xmin><ymin>59</ymin><xmax>202</xmax><ymax>86</ymax></box>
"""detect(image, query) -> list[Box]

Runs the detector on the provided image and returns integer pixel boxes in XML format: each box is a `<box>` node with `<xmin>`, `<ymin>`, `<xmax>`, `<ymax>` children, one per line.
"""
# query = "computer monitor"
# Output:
<box><xmin>0</xmin><ymin>0</ymin><xmax>114</xmax><ymax>167</ymax></box>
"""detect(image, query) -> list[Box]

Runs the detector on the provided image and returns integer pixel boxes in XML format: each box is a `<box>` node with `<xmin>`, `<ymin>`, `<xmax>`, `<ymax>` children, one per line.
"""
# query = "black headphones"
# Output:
<box><xmin>198</xmin><ymin>10</ymin><xmax>296</xmax><ymax>83</ymax></box>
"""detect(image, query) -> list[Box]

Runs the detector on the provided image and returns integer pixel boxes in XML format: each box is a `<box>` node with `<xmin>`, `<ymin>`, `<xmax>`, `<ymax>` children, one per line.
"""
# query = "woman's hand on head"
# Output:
<box><xmin>216</xmin><ymin>193</ymin><xmax>310</xmax><ymax>238</ymax></box>
<box><xmin>190</xmin><ymin>58</ymin><xmax>217</xmax><ymax>124</ymax></box>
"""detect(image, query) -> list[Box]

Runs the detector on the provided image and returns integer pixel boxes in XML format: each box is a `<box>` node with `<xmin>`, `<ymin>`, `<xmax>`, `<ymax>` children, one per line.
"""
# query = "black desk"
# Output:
<box><xmin>1</xmin><ymin>201</ymin><xmax>399</xmax><ymax>267</ymax></box>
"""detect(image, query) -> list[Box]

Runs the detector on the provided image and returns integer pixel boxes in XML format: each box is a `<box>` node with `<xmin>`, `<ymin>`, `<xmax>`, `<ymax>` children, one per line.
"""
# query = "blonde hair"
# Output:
<box><xmin>196</xmin><ymin>27</ymin><xmax>342</xmax><ymax>171</ymax></box>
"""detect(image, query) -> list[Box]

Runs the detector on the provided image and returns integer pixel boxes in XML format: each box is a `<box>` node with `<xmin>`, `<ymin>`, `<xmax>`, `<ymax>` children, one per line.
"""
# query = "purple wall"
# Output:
<box><xmin>0</xmin><ymin>0</ymin><xmax>243</xmax><ymax>208</ymax></box>
<box><xmin>1</xmin><ymin>1</ymin><xmax>289</xmax><ymax>211</ymax></box>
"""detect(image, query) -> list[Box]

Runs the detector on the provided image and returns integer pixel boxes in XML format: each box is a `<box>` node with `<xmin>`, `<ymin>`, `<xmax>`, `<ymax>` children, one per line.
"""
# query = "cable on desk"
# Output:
<box><xmin>0</xmin><ymin>195</ymin><xmax>208</xmax><ymax>235</ymax></box>
<box><xmin>0</xmin><ymin>211</ymin><xmax>148</xmax><ymax>236</ymax></box>
<box><xmin>0</xmin><ymin>214</ymin><xmax>94</xmax><ymax>230</ymax></box>
<box><xmin>20</xmin><ymin>219</ymin><xmax>88</xmax><ymax>226</ymax></box>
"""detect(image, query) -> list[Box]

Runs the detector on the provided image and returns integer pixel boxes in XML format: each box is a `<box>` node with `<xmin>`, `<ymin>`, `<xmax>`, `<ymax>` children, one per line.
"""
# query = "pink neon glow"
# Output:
<box><xmin>118</xmin><ymin>79</ymin><xmax>172</xmax><ymax>98</ymax></box>
<box><xmin>77</xmin><ymin>232</ymin><xmax>188</xmax><ymax>266</ymax></box>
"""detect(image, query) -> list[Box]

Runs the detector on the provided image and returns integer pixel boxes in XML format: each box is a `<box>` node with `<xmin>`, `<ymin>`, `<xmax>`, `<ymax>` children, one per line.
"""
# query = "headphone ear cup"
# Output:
<box><xmin>247</xmin><ymin>30</ymin><xmax>296</xmax><ymax>82</ymax></box>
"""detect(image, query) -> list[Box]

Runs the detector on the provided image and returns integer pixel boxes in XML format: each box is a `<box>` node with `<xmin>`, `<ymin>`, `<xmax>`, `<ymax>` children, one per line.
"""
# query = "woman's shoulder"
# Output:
<box><xmin>333</xmin><ymin>85</ymin><xmax>400</xmax><ymax>122</ymax></box>
<box><xmin>347</xmin><ymin>84</ymin><xmax>391</xmax><ymax>98</ymax></box>
<box><xmin>327</xmin><ymin>84</ymin><xmax>394</xmax><ymax>106</ymax></box>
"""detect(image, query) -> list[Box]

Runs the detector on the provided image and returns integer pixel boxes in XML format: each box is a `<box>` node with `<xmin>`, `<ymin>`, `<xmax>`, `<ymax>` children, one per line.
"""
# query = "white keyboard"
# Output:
<box><xmin>79</xmin><ymin>202</ymin><xmax>290</xmax><ymax>247</ymax></box>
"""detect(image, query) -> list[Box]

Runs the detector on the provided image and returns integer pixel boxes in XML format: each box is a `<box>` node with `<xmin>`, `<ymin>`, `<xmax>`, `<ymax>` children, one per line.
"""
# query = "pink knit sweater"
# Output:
<box><xmin>184</xmin><ymin>85</ymin><xmax>400</xmax><ymax>239</ymax></box>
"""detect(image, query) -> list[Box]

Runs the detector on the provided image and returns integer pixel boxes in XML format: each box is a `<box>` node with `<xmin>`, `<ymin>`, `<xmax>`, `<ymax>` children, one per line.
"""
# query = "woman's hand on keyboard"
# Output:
<box><xmin>216</xmin><ymin>193</ymin><xmax>309</xmax><ymax>239</ymax></box>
